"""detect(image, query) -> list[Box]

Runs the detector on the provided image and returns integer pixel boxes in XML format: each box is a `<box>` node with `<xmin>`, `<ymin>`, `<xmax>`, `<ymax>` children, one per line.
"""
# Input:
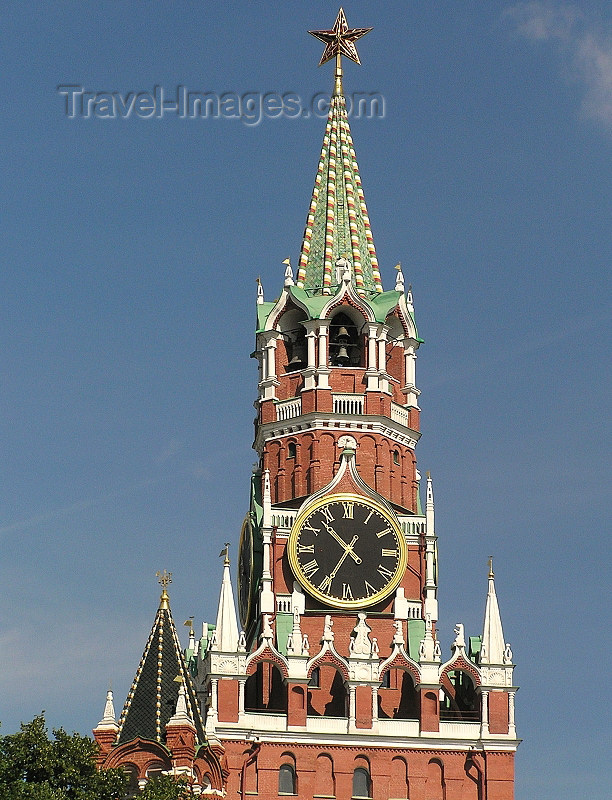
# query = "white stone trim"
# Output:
<box><xmin>254</xmin><ymin>412</ymin><xmax>420</xmax><ymax>453</ymax></box>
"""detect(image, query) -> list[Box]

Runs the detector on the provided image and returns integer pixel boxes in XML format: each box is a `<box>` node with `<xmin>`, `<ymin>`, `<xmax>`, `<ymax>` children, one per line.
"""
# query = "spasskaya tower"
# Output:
<box><xmin>95</xmin><ymin>9</ymin><xmax>519</xmax><ymax>799</ymax></box>
<box><xmin>197</xmin><ymin>9</ymin><xmax>519</xmax><ymax>799</ymax></box>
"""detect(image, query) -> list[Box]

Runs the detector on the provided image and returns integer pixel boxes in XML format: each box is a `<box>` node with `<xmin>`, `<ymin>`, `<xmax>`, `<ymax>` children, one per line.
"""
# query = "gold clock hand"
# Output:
<box><xmin>321</xmin><ymin>521</ymin><xmax>363</xmax><ymax>564</ymax></box>
<box><xmin>327</xmin><ymin>535</ymin><xmax>360</xmax><ymax>581</ymax></box>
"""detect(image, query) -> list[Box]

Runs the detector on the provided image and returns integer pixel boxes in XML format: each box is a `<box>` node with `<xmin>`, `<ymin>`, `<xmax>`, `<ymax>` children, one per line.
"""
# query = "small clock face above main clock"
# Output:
<box><xmin>288</xmin><ymin>494</ymin><xmax>406</xmax><ymax>609</ymax></box>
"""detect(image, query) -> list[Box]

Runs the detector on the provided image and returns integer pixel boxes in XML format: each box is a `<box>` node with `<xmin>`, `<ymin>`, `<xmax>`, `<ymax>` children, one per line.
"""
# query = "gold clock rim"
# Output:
<box><xmin>238</xmin><ymin>514</ymin><xmax>254</xmax><ymax>627</ymax></box>
<box><xmin>288</xmin><ymin>492</ymin><xmax>407</xmax><ymax>609</ymax></box>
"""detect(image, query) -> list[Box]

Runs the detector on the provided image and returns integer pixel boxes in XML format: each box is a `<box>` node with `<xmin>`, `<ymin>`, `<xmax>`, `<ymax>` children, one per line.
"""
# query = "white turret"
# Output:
<box><xmin>423</xmin><ymin>472</ymin><xmax>438</xmax><ymax>622</ymax></box>
<box><xmin>480</xmin><ymin>558</ymin><xmax>511</xmax><ymax>666</ymax></box>
<box><xmin>96</xmin><ymin>689</ymin><xmax>118</xmax><ymax>730</ymax></box>
<box><xmin>167</xmin><ymin>680</ymin><xmax>194</xmax><ymax>726</ymax></box>
<box><xmin>212</xmin><ymin>545</ymin><xmax>239</xmax><ymax>652</ymax></box>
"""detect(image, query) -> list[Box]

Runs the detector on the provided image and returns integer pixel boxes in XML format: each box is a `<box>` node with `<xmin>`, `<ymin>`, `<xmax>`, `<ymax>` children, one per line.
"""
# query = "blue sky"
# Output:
<box><xmin>1</xmin><ymin>2</ymin><xmax>610</xmax><ymax>798</ymax></box>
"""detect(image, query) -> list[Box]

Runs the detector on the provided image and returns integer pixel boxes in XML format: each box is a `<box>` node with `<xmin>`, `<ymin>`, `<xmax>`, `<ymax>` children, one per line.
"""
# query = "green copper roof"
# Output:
<box><xmin>257</xmin><ymin>285</ymin><xmax>421</xmax><ymax>340</ymax></box>
<box><xmin>296</xmin><ymin>90</ymin><xmax>382</xmax><ymax>294</ymax></box>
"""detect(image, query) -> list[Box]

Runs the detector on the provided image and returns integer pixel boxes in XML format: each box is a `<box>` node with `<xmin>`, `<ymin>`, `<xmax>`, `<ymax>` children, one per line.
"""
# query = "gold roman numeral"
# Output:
<box><xmin>364</xmin><ymin>580</ymin><xmax>376</xmax><ymax>596</ymax></box>
<box><xmin>364</xmin><ymin>510</ymin><xmax>374</xmax><ymax>524</ymax></box>
<box><xmin>377</xmin><ymin>564</ymin><xmax>394</xmax><ymax>580</ymax></box>
<box><xmin>302</xmin><ymin>559</ymin><xmax>319</xmax><ymax>579</ymax></box>
<box><xmin>342</xmin><ymin>583</ymin><xmax>354</xmax><ymax>601</ymax></box>
<box><xmin>302</xmin><ymin>521</ymin><xmax>320</xmax><ymax>535</ymax></box>
<box><xmin>376</xmin><ymin>527</ymin><xmax>391</xmax><ymax>538</ymax></box>
<box><xmin>319</xmin><ymin>506</ymin><xmax>334</xmax><ymax>523</ymax></box>
<box><xmin>381</xmin><ymin>548</ymin><xmax>398</xmax><ymax>558</ymax></box>
<box><xmin>298</xmin><ymin>543</ymin><xmax>315</xmax><ymax>553</ymax></box>
<box><xmin>342</xmin><ymin>502</ymin><xmax>354</xmax><ymax>519</ymax></box>
<box><xmin>318</xmin><ymin>575</ymin><xmax>333</xmax><ymax>593</ymax></box>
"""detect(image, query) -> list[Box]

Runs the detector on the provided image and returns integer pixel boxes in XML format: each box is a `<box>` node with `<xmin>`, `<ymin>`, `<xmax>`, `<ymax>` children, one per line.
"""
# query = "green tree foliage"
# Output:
<box><xmin>139</xmin><ymin>775</ymin><xmax>192</xmax><ymax>800</ymax></box>
<box><xmin>0</xmin><ymin>716</ymin><xmax>126</xmax><ymax>800</ymax></box>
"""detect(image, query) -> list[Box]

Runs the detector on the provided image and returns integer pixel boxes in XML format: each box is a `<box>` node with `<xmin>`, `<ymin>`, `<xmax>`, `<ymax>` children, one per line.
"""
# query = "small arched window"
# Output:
<box><xmin>353</xmin><ymin>766</ymin><xmax>371</xmax><ymax>798</ymax></box>
<box><xmin>123</xmin><ymin>765</ymin><xmax>140</xmax><ymax>798</ymax></box>
<box><xmin>392</xmin><ymin>449</ymin><xmax>400</xmax><ymax>465</ymax></box>
<box><xmin>308</xmin><ymin>666</ymin><xmax>320</xmax><ymax>687</ymax></box>
<box><xmin>279</xmin><ymin>763</ymin><xmax>297</xmax><ymax>795</ymax></box>
<box><xmin>287</xmin><ymin>442</ymin><xmax>297</xmax><ymax>459</ymax></box>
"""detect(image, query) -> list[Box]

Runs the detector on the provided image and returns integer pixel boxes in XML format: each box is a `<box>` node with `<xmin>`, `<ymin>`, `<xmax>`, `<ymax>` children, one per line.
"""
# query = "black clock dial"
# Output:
<box><xmin>288</xmin><ymin>494</ymin><xmax>406</xmax><ymax>609</ymax></box>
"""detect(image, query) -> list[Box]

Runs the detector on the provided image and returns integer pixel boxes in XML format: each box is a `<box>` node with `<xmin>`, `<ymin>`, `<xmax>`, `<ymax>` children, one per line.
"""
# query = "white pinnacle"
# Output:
<box><xmin>480</xmin><ymin>559</ymin><xmax>508</xmax><ymax>665</ymax></box>
<box><xmin>212</xmin><ymin>552</ymin><xmax>239</xmax><ymax>652</ymax></box>
<box><xmin>96</xmin><ymin>689</ymin><xmax>118</xmax><ymax>729</ymax></box>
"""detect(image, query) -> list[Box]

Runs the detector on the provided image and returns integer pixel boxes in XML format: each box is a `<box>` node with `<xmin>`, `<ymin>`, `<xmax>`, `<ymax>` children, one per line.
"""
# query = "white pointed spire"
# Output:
<box><xmin>283</xmin><ymin>258</ymin><xmax>294</xmax><ymax>286</ymax></box>
<box><xmin>167</xmin><ymin>680</ymin><xmax>194</xmax><ymax>727</ymax></box>
<box><xmin>406</xmin><ymin>284</ymin><xmax>414</xmax><ymax>313</ymax></box>
<box><xmin>96</xmin><ymin>689</ymin><xmax>118</xmax><ymax>730</ymax></box>
<box><xmin>480</xmin><ymin>558</ymin><xmax>510</xmax><ymax>665</ymax></box>
<box><xmin>394</xmin><ymin>263</ymin><xmax>405</xmax><ymax>292</ymax></box>
<box><xmin>212</xmin><ymin>545</ymin><xmax>239</xmax><ymax>652</ymax></box>
<box><xmin>256</xmin><ymin>277</ymin><xmax>264</xmax><ymax>305</ymax></box>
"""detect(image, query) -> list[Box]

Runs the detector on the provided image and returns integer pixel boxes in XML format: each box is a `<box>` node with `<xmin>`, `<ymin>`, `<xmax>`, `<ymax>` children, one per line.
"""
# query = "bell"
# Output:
<box><xmin>335</xmin><ymin>345</ymin><xmax>350</xmax><ymax>366</ymax></box>
<box><xmin>336</xmin><ymin>326</ymin><xmax>350</xmax><ymax>340</ymax></box>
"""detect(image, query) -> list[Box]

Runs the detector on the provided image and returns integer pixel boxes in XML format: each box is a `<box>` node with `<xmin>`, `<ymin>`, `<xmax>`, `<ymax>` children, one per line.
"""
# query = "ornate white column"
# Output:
<box><xmin>365</xmin><ymin>322</ymin><xmax>379</xmax><ymax>391</ymax></box>
<box><xmin>238</xmin><ymin>678</ymin><xmax>246</xmax><ymax>716</ymax></box>
<box><xmin>316</xmin><ymin>320</ymin><xmax>330</xmax><ymax>389</ymax></box>
<box><xmin>402</xmin><ymin>337</ymin><xmax>420</xmax><ymax>408</ymax></box>
<box><xmin>480</xmin><ymin>689</ymin><xmax>489</xmax><ymax>738</ymax></box>
<box><xmin>259</xmin><ymin>332</ymin><xmax>280</xmax><ymax>401</ymax></box>
<box><xmin>377</xmin><ymin>325</ymin><xmax>391</xmax><ymax>394</ymax></box>
<box><xmin>302</xmin><ymin>321</ymin><xmax>318</xmax><ymax>390</ymax></box>
<box><xmin>348</xmin><ymin>685</ymin><xmax>356</xmax><ymax>730</ymax></box>
<box><xmin>509</xmin><ymin>690</ymin><xmax>516</xmax><ymax>736</ymax></box>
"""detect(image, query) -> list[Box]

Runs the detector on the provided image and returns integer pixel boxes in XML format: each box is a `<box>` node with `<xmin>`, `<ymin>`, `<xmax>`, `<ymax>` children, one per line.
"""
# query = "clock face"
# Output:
<box><xmin>288</xmin><ymin>493</ymin><xmax>406</xmax><ymax>609</ymax></box>
<box><xmin>238</xmin><ymin>515</ymin><xmax>254</xmax><ymax>628</ymax></box>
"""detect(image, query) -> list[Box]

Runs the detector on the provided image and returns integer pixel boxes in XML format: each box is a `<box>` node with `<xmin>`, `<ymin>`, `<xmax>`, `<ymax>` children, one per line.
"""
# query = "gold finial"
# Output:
<box><xmin>156</xmin><ymin>569</ymin><xmax>172</xmax><ymax>610</ymax></box>
<box><xmin>488</xmin><ymin>556</ymin><xmax>494</xmax><ymax>579</ymax></box>
<box><xmin>394</xmin><ymin>263</ymin><xmax>402</xmax><ymax>271</ymax></box>
<box><xmin>309</xmin><ymin>8</ymin><xmax>372</xmax><ymax>96</ymax></box>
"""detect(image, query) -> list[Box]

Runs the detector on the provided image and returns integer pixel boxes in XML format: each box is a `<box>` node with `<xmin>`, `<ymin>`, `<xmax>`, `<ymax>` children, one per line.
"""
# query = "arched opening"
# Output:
<box><xmin>145</xmin><ymin>761</ymin><xmax>165</xmax><ymax>779</ymax></box>
<box><xmin>440</xmin><ymin>670</ymin><xmax>480</xmax><ymax>721</ymax></box>
<box><xmin>378</xmin><ymin>668</ymin><xmax>419</xmax><ymax>720</ymax></box>
<box><xmin>315</xmin><ymin>754</ymin><xmax>335</xmax><ymax>797</ymax></box>
<box><xmin>244</xmin><ymin>661</ymin><xmax>288</xmax><ymax>713</ymax></box>
<box><xmin>425</xmin><ymin>759</ymin><xmax>445</xmax><ymax>800</ymax></box>
<box><xmin>279</xmin><ymin>754</ymin><xmax>297</xmax><ymax>795</ymax></box>
<box><xmin>277</xmin><ymin>309</ymin><xmax>308</xmax><ymax>372</ymax></box>
<box><xmin>287</xmin><ymin>441</ymin><xmax>297</xmax><ymax>459</ymax></box>
<box><xmin>307</xmin><ymin>665</ymin><xmax>347</xmax><ymax>717</ymax></box>
<box><xmin>242</xmin><ymin>748</ymin><xmax>258</xmax><ymax>795</ymax></box>
<box><xmin>122</xmin><ymin>764</ymin><xmax>140</xmax><ymax>798</ymax></box>
<box><xmin>390</xmin><ymin>756</ymin><xmax>409</xmax><ymax>800</ymax></box>
<box><xmin>353</xmin><ymin>765</ymin><xmax>372</xmax><ymax>799</ymax></box>
<box><xmin>329</xmin><ymin>312</ymin><xmax>363</xmax><ymax>367</ymax></box>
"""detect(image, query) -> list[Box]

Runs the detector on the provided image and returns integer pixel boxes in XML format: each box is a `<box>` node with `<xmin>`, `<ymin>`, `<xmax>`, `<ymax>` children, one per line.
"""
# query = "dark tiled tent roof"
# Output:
<box><xmin>117</xmin><ymin>596</ymin><xmax>205</xmax><ymax>745</ymax></box>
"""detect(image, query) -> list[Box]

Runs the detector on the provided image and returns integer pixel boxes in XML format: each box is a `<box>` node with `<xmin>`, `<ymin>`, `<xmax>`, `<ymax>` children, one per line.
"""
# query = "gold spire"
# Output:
<box><xmin>309</xmin><ymin>8</ymin><xmax>372</xmax><ymax>96</ymax></box>
<box><xmin>156</xmin><ymin>569</ymin><xmax>172</xmax><ymax>610</ymax></box>
<box><xmin>488</xmin><ymin>556</ymin><xmax>495</xmax><ymax>579</ymax></box>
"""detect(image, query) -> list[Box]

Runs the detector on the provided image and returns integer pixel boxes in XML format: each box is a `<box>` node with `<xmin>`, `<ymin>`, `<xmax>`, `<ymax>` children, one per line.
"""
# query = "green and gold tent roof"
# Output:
<box><xmin>117</xmin><ymin>572</ymin><xmax>205</xmax><ymax>745</ymax></box>
<box><xmin>297</xmin><ymin>9</ymin><xmax>382</xmax><ymax>295</ymax></box>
